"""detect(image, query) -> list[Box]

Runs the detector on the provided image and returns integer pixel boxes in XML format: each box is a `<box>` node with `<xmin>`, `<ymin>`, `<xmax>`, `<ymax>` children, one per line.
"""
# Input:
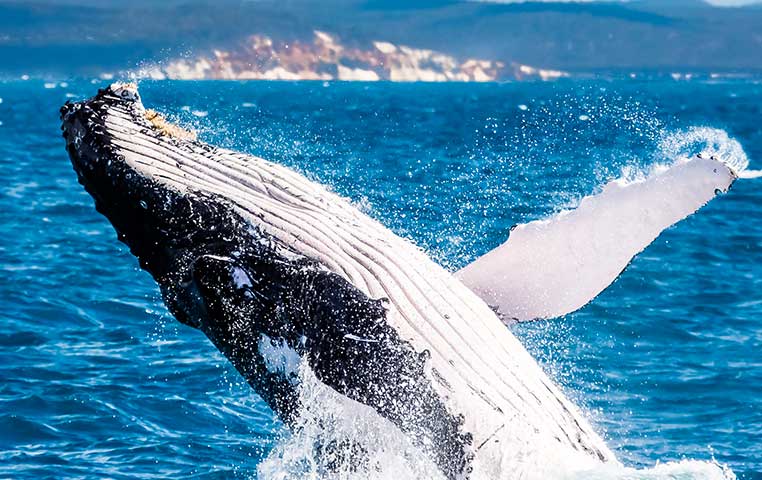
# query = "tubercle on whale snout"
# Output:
<box><xmin>60</xmin><ymin>84</ymin><xmax>475</xmax><ymax>479</ymax></box>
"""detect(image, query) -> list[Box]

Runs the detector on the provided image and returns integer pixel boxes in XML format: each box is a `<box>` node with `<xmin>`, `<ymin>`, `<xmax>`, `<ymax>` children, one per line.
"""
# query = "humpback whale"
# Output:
<box><xmin>60</xmin><ymin>83</ymin><xmax>738</xmax><ymax>479</ymax></box>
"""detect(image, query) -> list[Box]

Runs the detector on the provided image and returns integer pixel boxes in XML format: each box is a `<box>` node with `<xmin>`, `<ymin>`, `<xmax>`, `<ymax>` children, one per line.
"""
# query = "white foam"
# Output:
<box><xmin>572</xmin><ymin>459</ymin><xmax>735</xmax><ymax>480</ymax></box>
<box><xmin>257</xmin><ymin>365</ymin><xmax>737</xmax><ymax>480</ymax></box>
<box><xmin>739</xmin><ymin>169</ymin><xmax>762</xmax><ymax>179</ymax></box>
<box><xmin>659</xmin><ymin>127</ymin><xmax>749</xmax><ymax>175</ymax></box>
<box><xmin>257</xmin><ymin>364</ymin><xmax>445</xmax><ymax>480</ymax></box>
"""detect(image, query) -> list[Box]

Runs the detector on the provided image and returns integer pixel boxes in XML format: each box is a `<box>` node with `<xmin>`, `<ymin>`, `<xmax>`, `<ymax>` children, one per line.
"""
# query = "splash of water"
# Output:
<box><xmin>571</xmin><ymin>459</ymin><xmax>735</xmax><ymax>480</ymax></box>
<box><xmin>255</xmin><ymin>363</ymin><xmax>736</xmax><ymax>480</ymax></box>
<box><xmin>658</xmin><ymin>127</ymin><xmax>749</xmax><ymax>174</ymax></box>
<box><xmin>608</xmin><ymin>126</ymin><xmax>755</xmax><ymax>191</ymax></box>
<box><xmin>257</xmin><ymin>363</ymin><xmax>445</xmax><ymax>480</ymax></box>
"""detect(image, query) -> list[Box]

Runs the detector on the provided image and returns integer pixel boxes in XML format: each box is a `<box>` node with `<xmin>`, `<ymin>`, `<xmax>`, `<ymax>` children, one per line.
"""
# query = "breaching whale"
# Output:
<box><xmin>60</xmin><ymin>83</ymin><xmax>738</xmax><ymax>479</ymax></box>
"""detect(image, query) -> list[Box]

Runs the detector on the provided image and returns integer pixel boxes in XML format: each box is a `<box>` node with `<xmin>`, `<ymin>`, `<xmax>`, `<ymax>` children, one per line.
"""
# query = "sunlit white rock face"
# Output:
<box><xmin>138</xmin><ymin>31</ymin><xmax>568</xmax><ymax>82</ymax></box>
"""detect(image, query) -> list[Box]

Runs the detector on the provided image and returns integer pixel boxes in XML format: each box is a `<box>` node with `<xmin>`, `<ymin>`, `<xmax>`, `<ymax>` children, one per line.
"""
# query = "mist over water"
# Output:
<box><xmin>1</xmin><ymin>79</ymin><xmax>760</xmax><ymax>479</ymax></box>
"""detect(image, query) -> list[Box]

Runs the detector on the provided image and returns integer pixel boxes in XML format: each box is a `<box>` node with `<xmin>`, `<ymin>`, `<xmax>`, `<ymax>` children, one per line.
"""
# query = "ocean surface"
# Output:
<box><xmin>0</xmin><ymin>79</ymin><xmax>760</xmax><ymax>479</ymax></box>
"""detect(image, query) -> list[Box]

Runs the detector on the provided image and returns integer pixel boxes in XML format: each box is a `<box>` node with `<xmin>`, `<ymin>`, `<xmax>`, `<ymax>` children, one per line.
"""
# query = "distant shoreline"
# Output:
<box><xmin>6</xmin><ymin>72</ymin><xmax>762</xmax><ymax>85</ymax></box>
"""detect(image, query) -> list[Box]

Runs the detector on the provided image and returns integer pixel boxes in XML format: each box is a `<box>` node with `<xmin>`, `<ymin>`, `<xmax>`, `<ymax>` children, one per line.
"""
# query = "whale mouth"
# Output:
<box><xmin>60</xmin><ymin>84</ymin><xmax>184</xmax><ymax>284</ymax></box>
<box><xmin>60</xmin><ymin>82</ymin><xmax>193</xmax><ymax>195</ymax></box>
<box><xmin>60</xmin><ymin>83</ymin><xmax>261</xmax><ymax>331</ymax></box>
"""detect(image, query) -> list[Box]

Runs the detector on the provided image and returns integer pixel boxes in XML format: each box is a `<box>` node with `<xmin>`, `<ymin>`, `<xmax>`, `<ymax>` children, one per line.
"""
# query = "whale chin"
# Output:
<box><xmin>61</xmin><ymin>82</ymin><xmax>616</xmax><ymax>479</ymax></box>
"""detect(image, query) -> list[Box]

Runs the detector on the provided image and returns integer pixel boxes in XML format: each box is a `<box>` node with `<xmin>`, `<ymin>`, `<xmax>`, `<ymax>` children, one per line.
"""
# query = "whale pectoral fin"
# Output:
<box><xmin>457</xmin><ymin>156</ymin><xmax>738</xmax><ymax>322</ymax></box>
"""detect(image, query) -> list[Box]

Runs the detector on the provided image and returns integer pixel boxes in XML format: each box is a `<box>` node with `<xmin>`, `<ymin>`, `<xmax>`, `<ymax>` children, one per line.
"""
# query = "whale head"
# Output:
<box><xmin>60</xmin><ymin>83</ymin><xmax>315</xmax><ymax>384</ymax></box>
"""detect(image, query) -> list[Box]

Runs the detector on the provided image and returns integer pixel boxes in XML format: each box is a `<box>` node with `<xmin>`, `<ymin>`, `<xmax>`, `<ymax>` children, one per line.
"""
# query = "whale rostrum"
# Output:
<box><xmin>61</xmin><ymin>83</ymin><xmax>616</xmax><ymax>479</ymax></box>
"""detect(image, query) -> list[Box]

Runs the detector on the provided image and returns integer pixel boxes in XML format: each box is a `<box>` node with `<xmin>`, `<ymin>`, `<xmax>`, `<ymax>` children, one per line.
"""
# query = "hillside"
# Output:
<box><xmin>1</xmin><ymin>0</ymin><xmax>761</xmax><ymax>77</ymax></box>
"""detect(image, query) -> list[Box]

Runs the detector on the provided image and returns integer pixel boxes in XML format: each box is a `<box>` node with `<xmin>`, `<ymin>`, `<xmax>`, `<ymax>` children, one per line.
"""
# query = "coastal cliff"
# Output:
<box><xmin>139</xmin><ymin>31</ymin><xmax>567</xmax><ymax>82</ymax></box>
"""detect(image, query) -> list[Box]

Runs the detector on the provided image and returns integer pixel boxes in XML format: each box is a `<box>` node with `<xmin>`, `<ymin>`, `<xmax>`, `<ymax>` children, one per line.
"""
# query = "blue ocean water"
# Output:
<box><xmin>0</xmin><ymin>79</ymin><xmax>760</xmax><ymax>479</ymax></box>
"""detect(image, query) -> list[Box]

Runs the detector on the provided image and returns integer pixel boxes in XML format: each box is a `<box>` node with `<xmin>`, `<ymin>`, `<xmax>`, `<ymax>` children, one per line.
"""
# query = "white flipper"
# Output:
<box><xmin>457</xmin><ymin>155</ymin><xmax>738</xmax><ymax>321</ymax></box>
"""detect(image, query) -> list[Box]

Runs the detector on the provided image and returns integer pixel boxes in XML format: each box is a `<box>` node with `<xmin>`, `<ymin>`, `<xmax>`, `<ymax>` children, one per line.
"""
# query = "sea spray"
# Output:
<box><xmin>658</xmin><ymin>127</ymin><xmax>749</xmax><ymax>175</ymax></box>
<box><xmin>570</xmin><ymin>459</ymin><xmax>735</xmax><ymax>480</ymax></box>
<box><xmin>548</xmin><ymin>125</ymin><xmax>752</xmax><ymax>215</ymax></box>
<box><xmin>257</xmin><ymin>361</ymin><xmax>611</xmax><ymax>480</ymax></box>
<box><xmin>257</xmin><ymin>363</ymin><xmax>444</xmax><ymax>480</ymax></box>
